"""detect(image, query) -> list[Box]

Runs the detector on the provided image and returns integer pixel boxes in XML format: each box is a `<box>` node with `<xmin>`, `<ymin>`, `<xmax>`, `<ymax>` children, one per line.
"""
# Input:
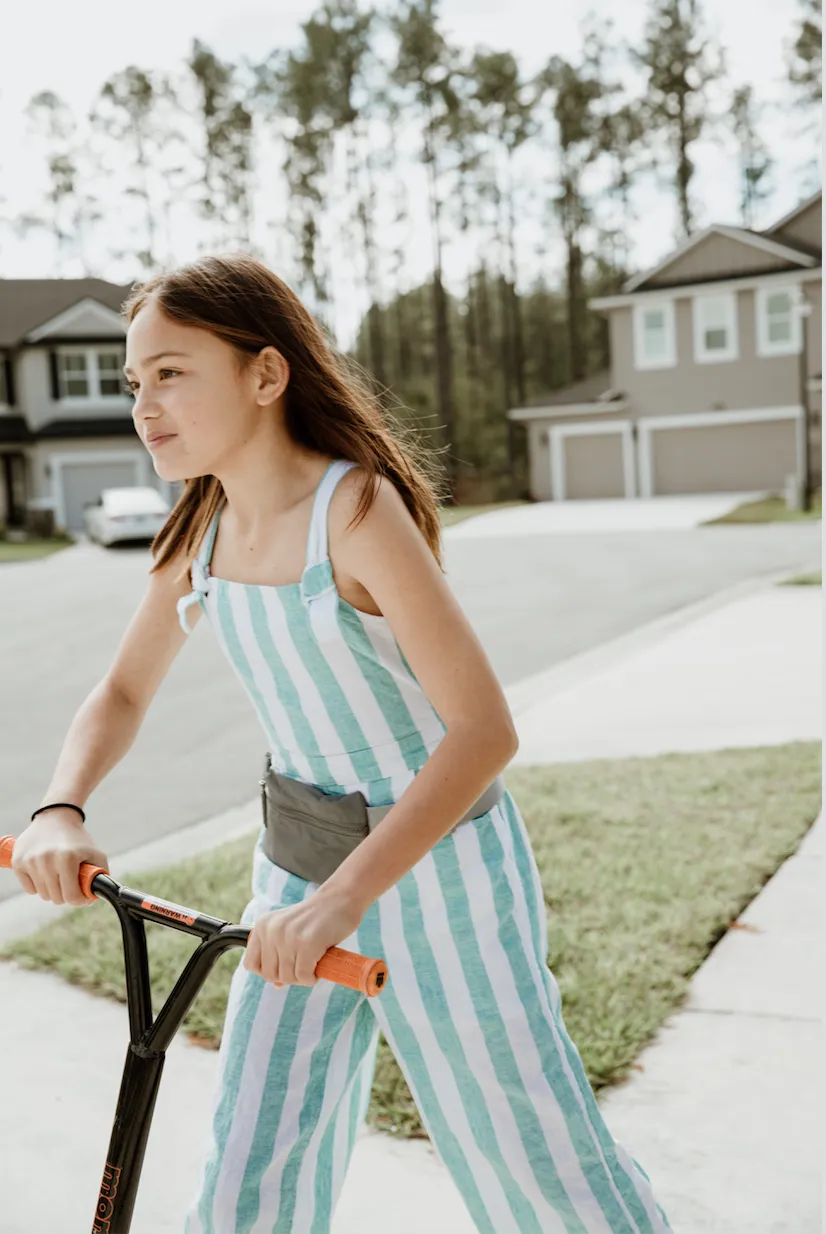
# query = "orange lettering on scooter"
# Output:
<box><xmin>92</xmin><ymin>1161</ymin><xmax>122</xmax><ymax>1233</ymax></box>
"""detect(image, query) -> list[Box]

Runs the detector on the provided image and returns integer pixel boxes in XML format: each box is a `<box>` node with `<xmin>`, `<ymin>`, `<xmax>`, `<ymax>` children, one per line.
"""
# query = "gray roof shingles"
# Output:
<box><xmin>0</xmin><ymin>278</ymin><xmax>137</xmax><ymax>348</ymax></box>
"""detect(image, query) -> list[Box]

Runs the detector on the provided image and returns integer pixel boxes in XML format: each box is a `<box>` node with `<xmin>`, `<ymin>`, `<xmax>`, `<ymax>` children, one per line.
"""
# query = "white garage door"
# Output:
<box><xmin>62</xmin><ymin>460</ymin><xmax>141</xmax><ymax>531</ymax></box>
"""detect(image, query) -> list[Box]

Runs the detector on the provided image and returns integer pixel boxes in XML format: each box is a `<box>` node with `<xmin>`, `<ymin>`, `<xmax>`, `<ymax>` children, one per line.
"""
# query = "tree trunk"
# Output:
<box><xmin>423</xmin><ymin>98</ymin><xmax>455</xmax><ymax>498</ymax></box>
<box><xmin>566</xmin><ymin>236</ymin><xmax>586</xmax><ymax>382</ymax></box>
<box><xmin>676</xmin><ymin>92</ymin><xmax>692</xmax><ymax>236</ymax></box>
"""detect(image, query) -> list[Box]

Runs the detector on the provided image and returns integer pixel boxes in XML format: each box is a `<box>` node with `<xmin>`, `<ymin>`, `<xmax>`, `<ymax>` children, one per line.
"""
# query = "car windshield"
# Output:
<box><xmin>102</xmin><ymin>487</ymin><xmax>169</xmax><ymax>516</ymax></box>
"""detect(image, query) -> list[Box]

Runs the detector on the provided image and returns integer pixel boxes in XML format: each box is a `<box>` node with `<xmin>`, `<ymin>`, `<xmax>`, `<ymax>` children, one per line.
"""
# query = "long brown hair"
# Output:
<box><xmin>120</xmin><ymin>252</ymin><xmax>449</xmax><ymax>580</ymax></box>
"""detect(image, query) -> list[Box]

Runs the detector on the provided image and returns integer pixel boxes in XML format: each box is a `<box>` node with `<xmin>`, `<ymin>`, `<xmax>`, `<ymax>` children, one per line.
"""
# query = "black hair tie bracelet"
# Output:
<box><xmin>31</xmin><ymin>803</ymin><xmax>86</xmax><ymax>825</ymax></box>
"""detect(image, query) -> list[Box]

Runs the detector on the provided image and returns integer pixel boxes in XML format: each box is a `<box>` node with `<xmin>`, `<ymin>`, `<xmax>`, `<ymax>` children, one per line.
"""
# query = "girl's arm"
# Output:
<box><xmin>318</xmin><ymin>470</ymin><xmax>519</xmax><ymax>917</ymax></box>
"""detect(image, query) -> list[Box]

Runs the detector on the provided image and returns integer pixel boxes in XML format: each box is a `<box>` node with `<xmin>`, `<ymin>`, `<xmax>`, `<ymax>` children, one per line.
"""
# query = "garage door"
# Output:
<box><xmin>649</xmin><ymin>418</ymin><xmax>798</xmax><ymax>495</ymax></box>
<box><xmin>62</xmin><ymin>460</ymin><xmax>141</xmax><ymax>531</ymax></box>
<box><xmin>563</xmin><ymin>431</ymin><xmax>627</xmax><ymax>499</ymax></box>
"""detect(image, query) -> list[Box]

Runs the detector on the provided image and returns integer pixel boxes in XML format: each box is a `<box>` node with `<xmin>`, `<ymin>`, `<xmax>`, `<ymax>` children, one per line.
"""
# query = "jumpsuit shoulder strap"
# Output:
<box><xmin>304</xmin><ymin>459</ymin><xmax>358</xmax><ymax>571</ymax></box>
<box><xmin>299</xmin><ymin>459</ymin><xmax>358</xmax><ymax>607</ymax></box>
<box><xmin>198</xmin><ymin>499</ymin><xmax>224</xmax><ymax>573</ymax></box>
<box><xmin>177</xmin><ymin>499</ymin><xmax>224</xmax><ymax>634</ymax></box>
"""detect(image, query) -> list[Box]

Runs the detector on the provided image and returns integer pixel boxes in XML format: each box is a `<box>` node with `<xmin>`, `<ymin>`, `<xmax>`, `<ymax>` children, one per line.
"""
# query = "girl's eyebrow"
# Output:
<box><xmin>123</xmin><ymin>351</ymin><xmax>191</xmax><ymax>376</ymax></box>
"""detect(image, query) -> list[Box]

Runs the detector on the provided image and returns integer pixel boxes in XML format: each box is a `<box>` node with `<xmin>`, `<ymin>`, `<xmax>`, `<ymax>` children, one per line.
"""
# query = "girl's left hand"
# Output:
<box><xmin>243</xmin><ymin>890</ymin><xmax>365</xmax><ymax>988</ymax></box>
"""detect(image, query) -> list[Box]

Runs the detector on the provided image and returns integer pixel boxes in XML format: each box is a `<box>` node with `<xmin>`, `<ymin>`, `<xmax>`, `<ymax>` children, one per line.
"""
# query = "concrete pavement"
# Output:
<box><xmin>0</xmin><ymin>577</ymin><xmax>820</xmax><ymax>1232</ymax></box>
<box><xmin>597</xmin><ymin>812</ymin><xmax>822</xmax><ymax>1234</ymax></box>
<box><xmin>445</xmin><ymin>491</ymin><xmax>772</xmax><ymax>537</ymax></box>
<box><xmin>508</xmin><ymin>579</ymin><xmax>821</xmax><ymax>762</ymax></box>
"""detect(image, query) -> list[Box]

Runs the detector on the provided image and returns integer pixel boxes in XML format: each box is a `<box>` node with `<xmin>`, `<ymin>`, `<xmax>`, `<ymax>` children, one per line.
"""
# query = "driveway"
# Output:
<box><xmin>0</xmin><ymin>505</ymin><xmax>820</xmax><ymax>901</ymax></box>
<box><xmin>445</xmin><ymin>491</ymin><xmax>773</xmax><ymax>537</ymax></box>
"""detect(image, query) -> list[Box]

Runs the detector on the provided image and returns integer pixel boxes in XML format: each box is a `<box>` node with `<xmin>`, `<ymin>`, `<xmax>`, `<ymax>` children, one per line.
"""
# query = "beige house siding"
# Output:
<box><xmin>804</xmin><ymin>281</ymin><xmax>821</xmax><ymax>383</ymax></box>
<box><xmin>808</xmin><ymin>389</ymin><xmax>822</xmax><ymax>487</ymax></box>
<box><xmin>609</xmin><ymin>284</ymin><xmax>819</xmax><ymax>418</ymax></box>
<box><xmin>649</xmin><ymin>419</ymin><xmax>798</xmax><ymax>495</ymax></box>
<box><xmin>770</xmin><ymin>198</ymin><xmax>822</xmax><ymax>254</ymax></box>
<box><xmin>645</xmin><ymin>233</ymin><xmax>794</xmax><ymax>287</ymax></box>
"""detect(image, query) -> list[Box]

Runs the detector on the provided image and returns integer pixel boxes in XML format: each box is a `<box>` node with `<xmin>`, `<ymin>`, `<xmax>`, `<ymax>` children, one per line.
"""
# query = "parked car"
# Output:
<box><xmin>84</xmin><ymin>486</ymin><xmax>170</xmax><ymax>546</ymax></box>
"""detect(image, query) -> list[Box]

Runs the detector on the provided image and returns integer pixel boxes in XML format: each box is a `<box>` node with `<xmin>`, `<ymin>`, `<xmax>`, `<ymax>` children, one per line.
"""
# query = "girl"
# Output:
<box><xmin>13</xmin><ymin>254</ymin><xmax>672</xmax><ymax>1234</ymax></box>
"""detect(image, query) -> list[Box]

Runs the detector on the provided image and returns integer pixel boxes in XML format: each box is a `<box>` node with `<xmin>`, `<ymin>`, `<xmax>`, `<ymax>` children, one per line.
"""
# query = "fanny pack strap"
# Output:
<box><xmin>261</xmin><ymin>753</ymin><xmax>506</xmax><ymax>834</ymax></box>
<box><xmin>365</xmin><ymin>773</ymin><xmax>506</xmax><ymax>833</ymax></box>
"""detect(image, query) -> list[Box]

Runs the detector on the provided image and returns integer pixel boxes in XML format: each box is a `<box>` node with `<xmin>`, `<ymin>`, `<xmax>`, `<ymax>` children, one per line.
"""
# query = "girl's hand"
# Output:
<box><xmin>11</xmin><ymin>812</ymin><xmax>109</xmax><ymax>907</ymax></box>
<box><xmin>243</xmin><ymin>889</ymin><xmax>364</xmax><ymax>988</ymax></box>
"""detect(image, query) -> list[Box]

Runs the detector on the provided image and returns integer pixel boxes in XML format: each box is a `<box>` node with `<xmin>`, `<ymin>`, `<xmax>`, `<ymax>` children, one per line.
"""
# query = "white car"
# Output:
<box><xmin>84</xmin><ymin>486</ymin><xmax>171</xmax><ymax>546</ymax></box>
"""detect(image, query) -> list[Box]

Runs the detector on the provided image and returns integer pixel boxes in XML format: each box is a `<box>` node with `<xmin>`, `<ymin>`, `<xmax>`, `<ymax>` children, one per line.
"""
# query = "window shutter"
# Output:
<box><xmin>2</xmin><ymin>355</ymin><xmax>14</xmax><ymax>405</ymax></box>
<box><xmin>48</xmin><ymin>349</ymin><xmax>60</xmax><ymax>400</ymax></box>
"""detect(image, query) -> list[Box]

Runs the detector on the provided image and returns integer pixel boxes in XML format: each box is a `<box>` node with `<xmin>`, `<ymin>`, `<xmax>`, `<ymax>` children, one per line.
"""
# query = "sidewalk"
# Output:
<box><xmin>0</xmin><ymin>579</ymin><xmax>820</xmax><ymax>1233</ymax></box>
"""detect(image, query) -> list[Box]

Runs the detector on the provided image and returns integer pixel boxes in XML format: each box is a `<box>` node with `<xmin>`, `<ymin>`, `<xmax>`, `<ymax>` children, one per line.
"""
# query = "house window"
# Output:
<box><xmin>59</xmin><ymin>352</ymin><xmax>89</xmax><ymax>396</ymax></box>
<box><xmin>755</xmin><ymin>286</ymin><xmax>801</xmax><ymax>357</ymax></box>
<box><xmin>633</xmin><ymin>300</ymin><xmax>676</xmax><ymax>369</ymax></box>
<box><xmin>693</xmin><ymin>293</ymin><xmax>738</xmax><ymax>363</ymax></box>
<box><xmin>97</xmin><ymin>351</ymin><xmax>125</xmax><ymax>395</ymax></box>
<box><xmin>57</xmin><ymin>348</ymin><xmax>127</xmax><ymax>400</ymax></box>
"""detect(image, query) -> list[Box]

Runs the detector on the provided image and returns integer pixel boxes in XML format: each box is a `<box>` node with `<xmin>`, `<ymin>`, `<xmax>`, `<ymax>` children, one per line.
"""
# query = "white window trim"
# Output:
<box><xmin>632</xmin><ymin>299</ymin><xmax>676</xmax><ymax>370</ymax></box>
<box><xmin>56</xmin><ymin>345</ymin><xmax>129</xmax><ymax>404</ymax></box>
<box><xmin>755</xmin><ymin>285</ymin><xmax>802</xmax><ymax>358</ymax></box>
<box><xmin>692</xmin><ymin>292</ymin><xmax>739</xmax><ymax>364</ymax></box>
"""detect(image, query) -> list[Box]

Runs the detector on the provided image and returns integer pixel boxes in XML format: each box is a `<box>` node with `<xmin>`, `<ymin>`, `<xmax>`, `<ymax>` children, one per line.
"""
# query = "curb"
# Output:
<box><xmin>504</xmin><ymin>562</ymin><xmax>820</xmax><ymax>717</ymax></box>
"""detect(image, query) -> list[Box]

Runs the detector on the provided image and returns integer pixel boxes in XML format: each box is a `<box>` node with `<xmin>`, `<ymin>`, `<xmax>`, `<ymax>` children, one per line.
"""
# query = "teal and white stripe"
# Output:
<box><xmin>183</xmin><ymin>460</ymin><xmax>448</xmax><ymax>802</ymax></box>
<box><xmin>184</xmin><ymin>801</ymin><xmax>671</xmax><ymax>1233</ymax></box>
<box><xmin>181</xmin><ymin>459</ymin><xmax>672</xmax><ymax>1232</ymax></box>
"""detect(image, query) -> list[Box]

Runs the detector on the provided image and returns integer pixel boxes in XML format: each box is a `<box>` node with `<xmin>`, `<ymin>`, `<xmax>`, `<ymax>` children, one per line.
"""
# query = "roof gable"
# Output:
<box><xmin>0</xmin><ymin>278</ymin><xmax>134</xmax><ymax>348</ymax></box>
<box><xmin>26</xmin><ymin>297</ymin><xmax>126</xmax><ymax>343</ymax></box>
<box><xmin>765</xmin><ymin>191</ymin><xmax>821</xmax><ymax>258</ymax></box>
<box><xmin>624</xmin><ymin>225</ymin><xmax>816</xmax><ymax>293</ymax></box>
<box><xmin>765</xmin><ymin>188</ymin><xmax>821</xmax><ymax>234</ymax></box>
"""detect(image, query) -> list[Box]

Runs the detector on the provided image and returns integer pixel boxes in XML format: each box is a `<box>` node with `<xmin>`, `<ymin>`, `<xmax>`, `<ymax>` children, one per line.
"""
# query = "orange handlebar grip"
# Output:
<box><xmin>315</xmin><ymin>946</ymin><xmax>388</xmax><ymax>997</ymax></box>
<box><xmin>78</xmin><ymin>862</ymin><xmax>110</xmax><ymax>901</ymax></box>
<box><xmin>0</xmin><ymin>835</ymin><xmax>107</xmax><ymax>902</ymax></box>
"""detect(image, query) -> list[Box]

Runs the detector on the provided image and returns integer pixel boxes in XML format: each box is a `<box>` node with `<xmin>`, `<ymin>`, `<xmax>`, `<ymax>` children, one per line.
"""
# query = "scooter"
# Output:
<box><xmin>0</xmin><ymin>835</ymin><xmax>388</xmax><ymax>1233</ymax></box>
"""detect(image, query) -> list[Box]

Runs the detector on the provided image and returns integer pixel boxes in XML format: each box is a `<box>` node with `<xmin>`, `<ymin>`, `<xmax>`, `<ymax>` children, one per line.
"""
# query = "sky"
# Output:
<box><xmin>0</xmin><ymin>0</ymin><xmax>819</xmax><ymax>347</ymax></box>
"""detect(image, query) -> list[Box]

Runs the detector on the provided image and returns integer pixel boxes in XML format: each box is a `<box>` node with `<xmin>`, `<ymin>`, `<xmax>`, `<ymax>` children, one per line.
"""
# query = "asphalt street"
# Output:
<box><xmin>0</xmin><ymin>514</ymin><xmax>819</xmax><ymax>901</ymax></box>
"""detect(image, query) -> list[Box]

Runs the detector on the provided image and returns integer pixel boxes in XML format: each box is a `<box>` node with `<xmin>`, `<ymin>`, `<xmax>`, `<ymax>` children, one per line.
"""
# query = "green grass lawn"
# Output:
<box><xmin>704</xmin><ymin>491</ymin><xmax>822</xmax><ymax>524</ymax></box>
<box><xmin>0</xmin><ymin>535</ymin><xmax>74</xmax><ymax>563</ymax></box>
<box><xmin>1</xmin><ymin>742</ymin><xmax>819</xmax><ymax>1138</ymax></box>
<box><xmin>778</xmin><ymin>570</ymin><xmax>822</xmax><ymax>586</ymax></box>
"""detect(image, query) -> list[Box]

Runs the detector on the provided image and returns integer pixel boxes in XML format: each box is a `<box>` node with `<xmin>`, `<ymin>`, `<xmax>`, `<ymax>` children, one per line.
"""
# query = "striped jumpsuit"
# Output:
<box><xmin>180</xmin><ymin>459</ymin><xmax>672</xmax><ymax>1234</ymax></box>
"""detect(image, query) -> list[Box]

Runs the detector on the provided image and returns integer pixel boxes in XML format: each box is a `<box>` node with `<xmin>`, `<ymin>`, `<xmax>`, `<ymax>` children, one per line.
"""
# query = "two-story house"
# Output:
<box><xmin>508</xmin><ymin>189</ymin><xmax>822</xmax><ymax>502</ymax></box>
<box><xmin>0</xmin><ymin>279</ymin><xmax>181</xmax><ymax>534</ymax></box>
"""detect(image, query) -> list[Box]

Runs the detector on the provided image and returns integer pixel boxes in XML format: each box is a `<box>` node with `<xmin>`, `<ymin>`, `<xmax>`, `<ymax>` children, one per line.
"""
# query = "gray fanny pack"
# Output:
<box><xmin>259</xmin><ymin>752</ymin><xmax>506</xmax><ymax>885</ymax></box>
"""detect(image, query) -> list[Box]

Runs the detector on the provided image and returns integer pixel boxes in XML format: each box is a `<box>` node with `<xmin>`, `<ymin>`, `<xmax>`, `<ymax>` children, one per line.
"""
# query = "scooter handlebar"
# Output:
<box><xmin>0</xmin><ymin>835</ymin><xmax>387</xmax><ymax>997</ymax></box>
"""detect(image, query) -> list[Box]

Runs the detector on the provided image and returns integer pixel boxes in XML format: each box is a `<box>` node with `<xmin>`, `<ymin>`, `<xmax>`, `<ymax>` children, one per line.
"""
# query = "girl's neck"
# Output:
<box><xmin>216</xmin><ymin>447</ymin><xmax>336</xmax><ymax>538</ymax></box>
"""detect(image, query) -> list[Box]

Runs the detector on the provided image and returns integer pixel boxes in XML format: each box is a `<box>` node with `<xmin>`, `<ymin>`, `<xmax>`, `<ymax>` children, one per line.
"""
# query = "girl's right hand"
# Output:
<box><xmin>11</xmin><ymin>811</ymin><xmax>109</xmax><ymax>907</ymax></box>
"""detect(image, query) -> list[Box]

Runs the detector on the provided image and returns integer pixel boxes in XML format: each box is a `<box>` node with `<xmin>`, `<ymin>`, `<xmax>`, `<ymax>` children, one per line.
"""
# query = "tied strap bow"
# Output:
<box><xmin>177</xmin><ymin>556</ymin><xmax>210</xmax><ymax>634</ymax></box>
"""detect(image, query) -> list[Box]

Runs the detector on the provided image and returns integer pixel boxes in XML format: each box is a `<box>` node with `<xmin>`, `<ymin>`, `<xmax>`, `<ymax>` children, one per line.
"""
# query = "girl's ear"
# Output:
<box><xmin>254</xmin><ymin>346</ymin><xmax>290</xmax><ymax>404</ymax></box>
